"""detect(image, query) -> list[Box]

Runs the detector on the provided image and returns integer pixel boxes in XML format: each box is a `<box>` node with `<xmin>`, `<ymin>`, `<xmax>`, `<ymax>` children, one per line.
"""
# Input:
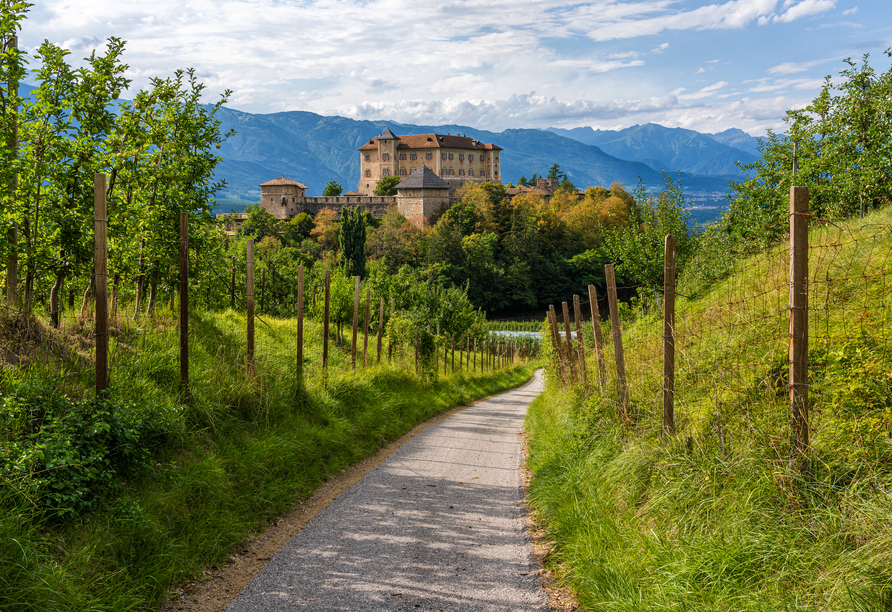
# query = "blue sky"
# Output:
<box><xmin>25</xmin><ymin>0</ymin><xmax>892</xmax><ymax>135</ymax></box>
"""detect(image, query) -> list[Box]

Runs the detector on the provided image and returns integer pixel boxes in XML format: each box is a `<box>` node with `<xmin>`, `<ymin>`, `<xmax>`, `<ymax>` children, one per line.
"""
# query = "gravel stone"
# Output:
<box><xmin>225</xmin><ymin>372</ymin><xmax>547</xmax><ymax>611</ymax></box>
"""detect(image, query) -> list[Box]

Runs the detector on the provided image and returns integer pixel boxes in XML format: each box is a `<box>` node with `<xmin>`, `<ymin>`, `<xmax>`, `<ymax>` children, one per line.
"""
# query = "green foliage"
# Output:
<box><xmin>373</xmin><ymin>175</ymin><xmax>401</xmax><ymax>196</ymax></box>
<box><xmin>322</xmin><ymin>180</ymin><xmax>343</xmax><ymax>196</ymax></box>
<box><xmin>0</xmin><ymin>384</ymin><xmax>178</xmax><ymax>518</ymax></box>
<box><xmin>602</xmin><ymin>172</ymin><xmax>694</xmax><ymax>291</ymax></box>
<box><xmin>547</xmin><ymin>163</ymin><xmax>567</xmax><ymax>183</ymax></box>
<box><xmin>729</xmin><ymin>51</ymin><xmax>892</xmax><ymax>242</ymax></box>
<box><xmin>283</xmin><ymin>212</ymin><xmax>315</xmax><ymax>245</ymax></box>
<box><xmin>338</xmin><ymin>206</ymin><xmax>366</xmax><ymax>278</ymax></box>
<box><xmin>238</xmin><ymin>203</ymin><xmax>279</xmax><ymax>241</ymax></box>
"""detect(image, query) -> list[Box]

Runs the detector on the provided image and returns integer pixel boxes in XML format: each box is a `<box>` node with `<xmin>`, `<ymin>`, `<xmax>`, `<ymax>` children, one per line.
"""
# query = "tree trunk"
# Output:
<box><xmin>49</xmin><ymin>272</ymin><xmax>63</xmax><ymax>328</ymax></box>
<box><xmin>79</xmin><ymin>277</ymin><xmax>94</xmax><ymax>320</ymax></box>
<box><xmin>147</xmin><ymin>281</ymin><xmax>157</xmax><ymax>318</ymax></box>
<box><xmin>111</xmin><ymin>273</ymin><xmax>120</xmax><ymax>318</ymax></box>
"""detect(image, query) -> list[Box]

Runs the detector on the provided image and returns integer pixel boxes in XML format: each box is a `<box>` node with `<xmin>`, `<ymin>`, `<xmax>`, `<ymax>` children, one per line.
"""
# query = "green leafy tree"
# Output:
<box><xmin>322</xmin><ymin>180</ymin><xmax>343</xmax><ymax>196</ymax></box>
<box><xmin>373</xmin><ymin>175</ymin><xmax>401</xmax><ymax>196</ymax></box>
<box><xmin>338</xmin><ymin>205</ymin><xmax>366</xmax><ymax>278</ymax></box>
<box><xmin>547</xmin><ymin>163</ymin><xmax>567</xmax><ymax>183</ymax></box>
<box><xmin>237</xmin><ymin>204</ymin><xmax>279</xmax><ymax>241</ymax></box>
<box><xmin>283</xmin><ymin>212</ymin><xmax>315</xmax><ymax>245</ymax></box>
<box><xmin>602</xmin><ymin>172</ymin><xmax>694</xmax><ymax>291</ymax></box>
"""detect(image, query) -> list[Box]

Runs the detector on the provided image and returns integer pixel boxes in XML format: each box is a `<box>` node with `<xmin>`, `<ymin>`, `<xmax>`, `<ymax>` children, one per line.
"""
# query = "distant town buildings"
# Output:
<box><xmin>356</xmin><ymin>128</ymin><xmax>502</xmax><ymax>195</ymax></box>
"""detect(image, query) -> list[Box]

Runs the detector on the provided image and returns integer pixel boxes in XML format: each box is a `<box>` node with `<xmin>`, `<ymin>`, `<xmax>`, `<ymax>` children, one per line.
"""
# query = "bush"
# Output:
<box><xmin>0</xmin><ymin>385</ymin><xmax>180</xmax><ymax>518</ymax></box>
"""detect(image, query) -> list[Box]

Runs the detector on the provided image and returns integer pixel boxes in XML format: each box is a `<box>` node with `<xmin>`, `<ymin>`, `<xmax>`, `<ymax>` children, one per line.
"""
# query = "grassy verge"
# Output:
<box><xmin>0</xmin><ymin>308</ymin><xmax>535</xmax><ymax>611</ymax></box>
<box><xmin>525</xmin><ymin>208</ymin><xmax>892</xmax><ymax>610</ymax></box>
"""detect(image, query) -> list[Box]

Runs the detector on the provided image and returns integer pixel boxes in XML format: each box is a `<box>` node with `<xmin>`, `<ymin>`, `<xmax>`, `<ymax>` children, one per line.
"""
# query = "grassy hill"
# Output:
<box><xmin>0</xmin><ymin>306</ymin><xmax>534</xmax><ymax>610</ymax></box>
<box><xmin>525</xmin><ymin>205</ymin><xmax>892</xmax><ymax>610</ymax></box>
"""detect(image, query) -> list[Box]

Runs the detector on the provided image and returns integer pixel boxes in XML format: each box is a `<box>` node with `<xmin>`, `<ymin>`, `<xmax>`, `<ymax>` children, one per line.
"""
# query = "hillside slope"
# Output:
<box><xmin>525</xmin><ymin>205</ymin><xmax>892</xmax><ymax>610</ymax></box>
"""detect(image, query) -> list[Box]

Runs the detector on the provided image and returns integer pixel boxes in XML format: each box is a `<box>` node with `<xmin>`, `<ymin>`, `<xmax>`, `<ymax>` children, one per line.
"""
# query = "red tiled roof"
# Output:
<box><xmin>259</xmin><ymin>176</ymin><xmax>309</xmax><ymax>188</ymax></box>
<box><xmin>358</xmin><ymin>132</ymin><xmax>502</xmax><ymax>152</ymax></box>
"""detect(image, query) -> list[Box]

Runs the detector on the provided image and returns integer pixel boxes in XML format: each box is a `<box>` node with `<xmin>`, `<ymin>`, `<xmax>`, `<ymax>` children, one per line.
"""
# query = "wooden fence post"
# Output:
<box><xmin>605</xmin><ymin>264</ymin><xmax>629</xmax><ymax>421</ymax></box>
<box><xmin>351</xmin><ymin>276</ymin><xmax>360</xmax><ymax>370</ymax></box>
<box><xmin>377</xmin><ymin>297</ymin><xmax>384</xmax><ymax>365</ymax></box>
<box><xmin>94</xmin><ymin>174</ymin><xmax>108</xmax><ymax>395</ymax></box>
<box><xmin>561</xmin><ymin>302</ymin><xmax>576</xmax><ymax>381</ymax></box>
<box><xmin>443</xmin><ymin>335</ymin><xmax>449</xmax><ymax>375</ymax></box>
<box><xmin>388</xmin><ymin>298</ymin><xmax>395</xmax><ymax>363</ymax></box>
<box><xmin>573</xmin><ymin>294</ymin><xmax>587</xmax><ymax>390</ymax></box>
<box><xmin>588</xmin><ymin>285</ymin><xmax>608</xmax><ymax>395</ymax></box>
<box><xmin>323</xmin><ymin>270</ymin><xmax>331</xmax><ymax>372</ymax></box>
<box><xmin>179</xmin><ymin>212</ymin><xmax>189</xmax><ymax>398</ymax></box>
<box><xmin>547</xmin><ymin>306</ymin><xmax>567</xmax><ymax>383</ymax></box>
<box><xmin>465</xmin><ymin>336</ymin><xmax>470</xmax><ymax>373</ymax></box>
<box><xmin>297</xmin><ymin>266</ymin><xmax>304</xmax><ymax>378</ymax></box>
<box><xmin>451</xmin><ymin>334</ymin><xmax>456</xmax><ymax>373</ymax></box>
<box><xmin>790</xmin><ymin>186</ymin><xmax>810</xmax><ymax>457</ymax></box>
<box><xmin>363</xmin><ymin>289</ymin><xmax>370</xmax><ymax>368</ymax></box>
<box><xmin>415</xmin><ymin>329</ymin><xmax>419</xmax><ymax>374</ymax></box>
<box><xmin>246</xmin><ymin>239</ymin><xmax>255</xmax><ymax>368</ymax></box>
<box><xmin>473</xmin><ymin>338</ymin><xmax>477</xmax><ymax>372</ymax></box>
<box><xmin>663</xmin><ymin>235</ymin><xmax>676</xmax><ymax>438</ymax></box>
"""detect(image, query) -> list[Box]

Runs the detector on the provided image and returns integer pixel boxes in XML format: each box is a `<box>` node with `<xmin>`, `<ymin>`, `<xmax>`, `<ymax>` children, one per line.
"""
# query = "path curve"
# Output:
<box><xmin>225</xmin><ymin>371</ymin><xmax>547</xmax><ymax>612</ymax></box>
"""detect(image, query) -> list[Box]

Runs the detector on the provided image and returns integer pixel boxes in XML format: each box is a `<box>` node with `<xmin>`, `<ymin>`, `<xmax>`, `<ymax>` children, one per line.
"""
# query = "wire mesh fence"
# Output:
<box><xmin>544</xmin><ymin>189</ymin><xmax>892</xmax><ymax>457</ymax></box>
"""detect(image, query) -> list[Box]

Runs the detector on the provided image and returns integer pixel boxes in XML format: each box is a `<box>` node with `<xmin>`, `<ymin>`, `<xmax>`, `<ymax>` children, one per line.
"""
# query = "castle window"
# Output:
<box><xmin>383</xmin><ymin>168</ymin><xmax>390</xmax><ymax>176</ymax></box>
<box><xmin>459</xmin><ymin>154</ymin><xmax>464</xmax><ymax>161</ymax></box>
<box><xmin>448</xmin><ymin>153</ymin><xmax>454</xmax><ymax>160</ymax></box>
<box><xmin>468</xmin><ymin>154</ymin><xmax>474</xmax><ymax>161</ymax></box>
<box><xmin>410</xmin><ymin>153</ymin><xmax>417</xmax><ymax>160</ymax></box>
<box><xmin>364</xmin><ymin>155</ymin><xmax>370</xmax><ymax>162</ymax></box>
<box><xmin>441</xmin><ymin>169</ymin><xmax>446</xmax><ymax>176</ymax></box>
<box><xmin>441</xmin><ymin>152</ymin><xmax>447</xmax><ymax>160</ymax></box>
<box><xmin>469</xmin><ymin>169</ymin><xmax>474</xmax><ymax>176</ymax></box>
<box><xmin>365</xmin><ymin>169</ymin><xmax>371</xmax><ymax>177</ymax></box>
<box><xmin>382</xmin><ymin>153</ymin><xmax>390</xmax><ymax>161</ymax></box>
<box><xmin>449</xmin><ymin>168</ymin><xmax>454</xmax><ymax>175</ymax></box>
<box><xmin>459</xmin><ymin>169</ymin><xmax>465</xmax><ymax>176</ymax></box>
<box><xmin>426</xmin><ymin>152</ymin><xmax>433</xmax><ymax>160</ymax></box>
<box><xmin>400</xmin><ymin>168</ymin><xmax>407</xmax><ymax>175</ymax></box>
<box><xmin>399</xmin><ymin>153</ymin><xmax>406</xmax><ymax>160</ymax></box>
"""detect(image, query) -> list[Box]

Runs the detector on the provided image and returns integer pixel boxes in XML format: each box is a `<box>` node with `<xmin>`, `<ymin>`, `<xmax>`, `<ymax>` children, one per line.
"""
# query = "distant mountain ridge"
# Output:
<box><xmin>545</xmin><ymin>123</ymin><xmax>762</xmax><ymax>176</ymax></box>
<box><xmin>213</xmin><ymin>109</ymin><xmax>748</xmax><ymax>206</ymax></box>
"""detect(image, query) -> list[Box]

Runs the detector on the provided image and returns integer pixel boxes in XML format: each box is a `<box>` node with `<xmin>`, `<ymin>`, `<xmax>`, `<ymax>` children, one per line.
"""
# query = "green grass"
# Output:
<box><xmin>0</xmin><ymin>307</ymin><xmax>535</xmax><ymax>611</ymax></box>
<box><xmin>526</xmin><ymin>207</ymin><xmax>892</xmax><ymax>610</ymax></box>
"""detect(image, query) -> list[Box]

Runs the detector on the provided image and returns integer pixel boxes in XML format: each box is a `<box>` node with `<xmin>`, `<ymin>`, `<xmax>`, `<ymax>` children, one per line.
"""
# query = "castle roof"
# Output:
<box><xmin>359</xmin><ymin>132</ymin><xmax>502</xmax><ymax>152</ymax></box>
<box><xmin>395</xmin><ymin>165</ymin><xmax>450</xmax><ymax>190</ymax></box>
<box><xmin>377</xmin><ymin>127</ymin><xmax>399</xmax><ymax>140</ymax></box>
<box><xmin>259</xmin><ymin>176</ymin><xmax>309</xmax><ymax>188</ymax></box>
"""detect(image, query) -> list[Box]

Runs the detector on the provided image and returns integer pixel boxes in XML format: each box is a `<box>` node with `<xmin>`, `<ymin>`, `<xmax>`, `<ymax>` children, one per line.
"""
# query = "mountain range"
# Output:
<box><xmin>212</xmin><ymin>109</ymin><xmax>762</xmax><ymax>215</ymax></box>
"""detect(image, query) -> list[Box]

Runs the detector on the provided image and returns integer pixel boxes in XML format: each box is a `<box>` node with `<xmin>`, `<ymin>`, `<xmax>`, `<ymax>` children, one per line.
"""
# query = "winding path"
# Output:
<box><xmin>225</xmin><ymin>371</ymin><xmax>547</xmax><ymax>612</ymax></box>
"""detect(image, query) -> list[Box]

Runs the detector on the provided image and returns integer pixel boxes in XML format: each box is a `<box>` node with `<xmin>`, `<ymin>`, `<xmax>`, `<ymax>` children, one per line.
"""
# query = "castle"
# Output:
<box><xmin>242</xmin><ymin>128</ymin><xmax>503</xmax><ymax>229</ymax></box>
<box><xmin>356</xmin><ymin>128</ymin><xmax>502</xmax><ymax>195</ymax></box>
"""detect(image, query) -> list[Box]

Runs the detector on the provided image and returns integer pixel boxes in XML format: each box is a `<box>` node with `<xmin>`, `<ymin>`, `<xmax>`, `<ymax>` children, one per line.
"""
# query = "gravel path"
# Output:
<box><xmin>225</xmin><ymin>371</ymin><xmax>547</xmax><ymax>612</ymax></box>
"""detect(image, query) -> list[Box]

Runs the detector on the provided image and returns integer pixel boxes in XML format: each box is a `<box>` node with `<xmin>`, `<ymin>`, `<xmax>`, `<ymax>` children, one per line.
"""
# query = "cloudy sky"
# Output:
<box><xmin>24</xmin><ymin>0</ymin><xmax>892</xmax><ymax>135</ymax></box>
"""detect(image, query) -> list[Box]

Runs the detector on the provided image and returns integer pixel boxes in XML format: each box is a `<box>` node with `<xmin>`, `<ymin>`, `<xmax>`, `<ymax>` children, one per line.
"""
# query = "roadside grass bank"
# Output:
<box><xmin>525</xmin><ymin>207</ymin><xmax>892</xmax><ymax>610</ymax></box>
<box><xmin>0</xmin><ymin>309</ymin><xmax>535</xmax><ymax>612</ymax></box>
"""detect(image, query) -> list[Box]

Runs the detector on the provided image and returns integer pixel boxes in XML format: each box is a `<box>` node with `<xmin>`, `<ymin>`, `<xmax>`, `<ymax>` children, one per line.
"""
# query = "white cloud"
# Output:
<box><xmin>774</xmin><ymin>0</ymin><xmax>836</xmax><ymax>23</ymax></box>
<box><xmin>21</xmin><ymin>0</ymin><xmax>849</xmax><ymax>137</ymax></box>
<box><xmin>767</xmin><ymin>58</ymin><xmax>832</xmax><ymax>74</ymax></box>
<box><xmin>841</xmin><ymin>6</ymin><xmax>858</xmax><ymax>15</ymax></box>
<box><xmin>677</xmin><ymin>81</ymin><xmax>729</xmax><ymax>100</ymax></box>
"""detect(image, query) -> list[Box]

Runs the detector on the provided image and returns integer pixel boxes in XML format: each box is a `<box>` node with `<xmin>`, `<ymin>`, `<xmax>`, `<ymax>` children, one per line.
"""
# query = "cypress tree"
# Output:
<box><xmin>339</xmin><ymin>206</ymin><xmax>366</xmax><ymax>278</ymax></box>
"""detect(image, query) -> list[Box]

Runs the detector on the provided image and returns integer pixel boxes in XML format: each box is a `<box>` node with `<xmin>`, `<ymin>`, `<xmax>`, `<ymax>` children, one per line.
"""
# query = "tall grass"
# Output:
<box><xmin>526</xmin><ymin>207</ymin><xmax>892</xmax><ymax>610</ymax></box>
<box><xmin>0</xmin><ymin>308</ymin><xmax>535</xmax><ymax>611</ymax></box>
